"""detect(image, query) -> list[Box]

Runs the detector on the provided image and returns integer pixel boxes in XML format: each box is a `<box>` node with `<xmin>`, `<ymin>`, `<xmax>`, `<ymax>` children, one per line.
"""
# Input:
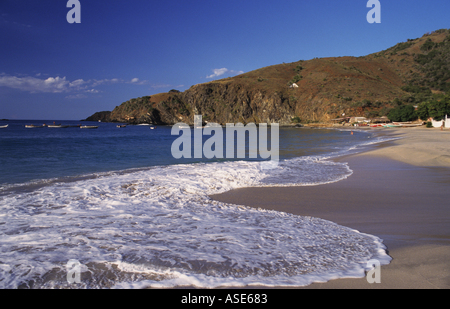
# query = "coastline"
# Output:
<box><xmin>354</xmin><ymin>126</ymin><xmax>450</xmax><ymax>167</ymax></box>
<box><xmin>210</xmin><ymin>127</ymin><xmax>450</xmax><ymax>289</ymax></box>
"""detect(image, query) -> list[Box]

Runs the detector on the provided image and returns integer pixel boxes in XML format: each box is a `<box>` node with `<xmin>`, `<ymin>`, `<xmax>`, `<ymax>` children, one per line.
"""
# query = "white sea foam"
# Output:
<box><xmin>0</xmin><ymin>146</ymin><xmax>393</xmax><ymax>289</ymax></box>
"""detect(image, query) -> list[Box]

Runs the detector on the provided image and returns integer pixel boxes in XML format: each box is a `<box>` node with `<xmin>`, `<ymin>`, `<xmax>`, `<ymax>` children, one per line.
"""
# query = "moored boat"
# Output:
<box><xmin>48</xmin><ymin>125</ymin><xmax>69</xmax><ymax>128</ymax></box>
<box><xmin>25</xmin><ymin>124</ymin><xmax>46</xmax><ymax>128</ymax></box>
<box><xmin>175</xmin><ymin>124</ymin><xmax>190</xmax><ymax>129</ymax></box>
<box><xmin>382</xmin><ymin>124</ymin><xmax>402</xmax><ymax>128</ymax></box>
<box><xmin>399</xmin><ymin>123</ymin><xmax>425</xmax><ymax>127</ymax></box>
<box><xmin>117</xmin><ymin>125</ymin><xmax>127</xmax><ymax>128</ymax></box>
<box><xmin>0</xmin><ymin>124</ymin><xmax>8</xmax><ymax>129</ymax></box>
<box><xmin>393</xmin><ymin>122</ymin><xmax>425</xmax><ymax>127</ymax></box>
<box><xmin>80</xmin><ymin>125</ymin><xmax>99</xmax><ymax>129</ymax></box>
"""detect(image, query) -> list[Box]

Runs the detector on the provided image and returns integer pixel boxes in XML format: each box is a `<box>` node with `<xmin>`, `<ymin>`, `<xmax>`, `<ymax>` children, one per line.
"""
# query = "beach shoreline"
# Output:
<box><xmin>210</xmin><ymin>127</ymin><xmax>450</xmax><ymax>289</ymax></box>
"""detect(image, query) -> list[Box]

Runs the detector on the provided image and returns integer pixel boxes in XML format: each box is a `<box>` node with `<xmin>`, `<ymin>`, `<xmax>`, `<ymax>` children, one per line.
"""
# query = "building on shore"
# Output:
<box><xmin>430</xmin><ymin>115</ymin><xmax>449</xmax><ymax>128</ymax></box>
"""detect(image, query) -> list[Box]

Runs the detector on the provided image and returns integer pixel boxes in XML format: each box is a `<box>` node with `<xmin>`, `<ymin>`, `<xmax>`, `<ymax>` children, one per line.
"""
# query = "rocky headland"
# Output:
<box><xmin>85</xmin><ymin>29</ymin><xmax>450</xmax><ymax>126</ymax></box>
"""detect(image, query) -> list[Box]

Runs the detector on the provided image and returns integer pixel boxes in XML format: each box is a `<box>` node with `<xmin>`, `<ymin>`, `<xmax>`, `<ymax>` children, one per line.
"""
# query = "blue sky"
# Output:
<box><xmin>1</xmin><ymin>0</ymin><xmax>449</xmax><ymax>120</ymax></box>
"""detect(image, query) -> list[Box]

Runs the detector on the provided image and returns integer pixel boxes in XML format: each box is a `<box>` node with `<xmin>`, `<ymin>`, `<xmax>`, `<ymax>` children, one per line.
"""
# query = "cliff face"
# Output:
<box><xmin>85</xmin><ymin>29</ymin><xmax>450</xmax><ymax>125</ymax></box>
<box><xmin>105</xmin><ymin>93</ymin><xmax>189</xmax><ymax>125</ymax></box>
<box><xmin>84</xmin><ymin>111</ymin><xmax>111</xmax><ymax>122</ymax></box>
<box><xmin>181</xmin><ymin>83</ymin><xmax>294</xmax><ymax>125</ymax></box>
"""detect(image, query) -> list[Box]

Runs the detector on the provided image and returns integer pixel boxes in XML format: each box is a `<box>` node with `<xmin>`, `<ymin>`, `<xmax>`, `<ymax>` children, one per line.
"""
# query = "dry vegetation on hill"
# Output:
<box><xmin>85</xmin><ymin>29</ymin><xmax>450</xmax><ymax>125</ymax></box>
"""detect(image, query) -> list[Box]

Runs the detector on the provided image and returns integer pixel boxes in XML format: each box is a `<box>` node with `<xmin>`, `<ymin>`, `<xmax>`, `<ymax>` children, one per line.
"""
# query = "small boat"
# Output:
<box><xmin>25</xmin><ymin>124</ymin><xmax>46</xmax><ymax>128</ymax></box>
<box><xmin>150</xmin><ymin>126</ymin><xmax>156</xmax><ymax>130</ymax></box>
<box><xmin>393</xmin><ymin>122</ymin><xmax>424</xmax><ymax>127</ymax></box>
<box><xmin>48</xmin><ymin>124</ymin><xmax>69</xmax><ymax>128</ymax></box>
<box><xmin>0</xmin><ymin>124</ymin><xmax>8</xmax><ymax>129</ymax></box>
<box><xmin>80</xmin><ymin>125</ymin><xmax>99</xmax><ymax>129</ymax></box>
<box><xmin>382</xmin><ymin>124</ymin><xmax>402</xmax><ymax>128</ymax></box>
<box><xmin>175</xmin><ymin>125</ymin><xmax>190</xmax><ymax>129</ymax></box>
<box><xmin>399</xmin><ymin>123</ymin><xmax>424</xmax><ymax>127</ymax></box>
<box><xmin>117</xmin><ymin>125</ymin><xmax>127</xmax><ymax>128</ymax></box>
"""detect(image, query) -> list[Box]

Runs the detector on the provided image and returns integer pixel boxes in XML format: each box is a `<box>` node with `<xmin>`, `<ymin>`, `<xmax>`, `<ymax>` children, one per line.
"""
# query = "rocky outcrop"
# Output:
<box><xmin>106</xmin><ymin>94</ymin><xmax>188</xmax><ymax>125</ymax></box>
<box><xmin>83</xmin><ymin>111</ymin><xmax>111</xmax><ymax>122</ymax></box>
<box><xmin>180</xmin><ymin>83</ymin><xmax>295</xmax><ymax>125</ymax></box>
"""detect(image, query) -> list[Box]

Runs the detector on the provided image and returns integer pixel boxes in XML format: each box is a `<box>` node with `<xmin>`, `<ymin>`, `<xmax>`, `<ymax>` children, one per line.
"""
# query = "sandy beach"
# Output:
<box><xmin>211</xmin><ymin>127</ymin><xmax>450</xmax><ymax>289</ymax></box>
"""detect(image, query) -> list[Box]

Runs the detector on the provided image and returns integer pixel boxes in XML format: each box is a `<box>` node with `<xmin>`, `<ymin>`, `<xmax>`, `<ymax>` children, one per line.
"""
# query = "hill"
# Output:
<box><xmin>85</xmin><ymin>29</ymin><xmax>450</xmax><ymax>125</ymax></box>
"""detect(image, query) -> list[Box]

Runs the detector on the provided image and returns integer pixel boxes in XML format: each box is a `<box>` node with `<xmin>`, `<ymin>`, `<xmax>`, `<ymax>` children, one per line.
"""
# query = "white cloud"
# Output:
<box><xmin>0</xmin><ymin>74</ymin><xmax>74</xmax><ymax>93</ymax></box>
<box><xmin>0</xmin><ymin>73</ymin><xmax>149</xmax><ymax>94</ymax></box>
<box><xmin>91</xmin><ymin>78</ymin><xmax>120</xmax><ymax>87</ymax></box>
<box><xmin>149</xmin><ymin>84</ymin><xmax>172</xmax><ymax>89</ymax></box>
<box><xmin>128</xmin><ymin>78</ymin><xmax>150</xmax><ymax>85</ymax></box>
<box><xmin>91</xmin><ymin>78</ymin><xmax>149</xmax><ymax>86</ymax></box>
<box><xmin>207</xmin><ymin>68</ymin><xmax>228</xmax><ymax>79</ymax></box>
<box><xmin>207</xmin><ymin>68</ymin><xmax>244</xmax><ymax>79</ymax></box>
<box><xmin>69</xmin><ymin>79</ymin><xmax>87</xmax><ymax>87</ymax></box>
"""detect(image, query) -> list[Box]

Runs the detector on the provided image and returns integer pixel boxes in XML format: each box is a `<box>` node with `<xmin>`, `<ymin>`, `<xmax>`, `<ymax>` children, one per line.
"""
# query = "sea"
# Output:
<box><xmin>0</xmin><ymin>120</ymin><xmax>394</xmax><ymax>289</ymax></box>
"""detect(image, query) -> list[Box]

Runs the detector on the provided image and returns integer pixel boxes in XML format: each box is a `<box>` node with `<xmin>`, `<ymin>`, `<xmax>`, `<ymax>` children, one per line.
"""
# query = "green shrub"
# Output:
<box><xmin>427</xmin><ymin>97</ymin><xmax>450</xmax><ymax>121</ymax></box>
<box><xmin>387</xmin><ymin>105</ymin><xmax>418</xmax><ymax>122</ymax></box>
<box><xmin>416</xmin><ymin>102</ymin><xmax>429</xmax><ymax>120</ymax></box>
<box><xmin>294</xmin><ymin>65</ymin><xmax>304</xmax><ymax>73</ymax></box>
<box><xmin>420</xmin><ymin>38</ymin><xmax>437</xmax><ymax>52</ymax></box>
<box><xmin>413</xmin><ymin>35</ymin><xmax>450</xmax><ymax>91</ymax></box>
<box><xmin>290</xmin><ymin>74</ymin><xmax>303</xmax><ymax>84</ymax></box>
<box><xmin>418</xmin><ymin>95</ymin><xmax>450</xmax><ymax>121</ymax></box>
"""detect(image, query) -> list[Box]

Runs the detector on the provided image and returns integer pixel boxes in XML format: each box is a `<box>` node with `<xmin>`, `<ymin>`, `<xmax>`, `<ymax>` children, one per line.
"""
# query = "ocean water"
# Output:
<box><xmin>0</xmin><ymin>120</ymin><xmax>393</xmax><ymax>289</ymax></box>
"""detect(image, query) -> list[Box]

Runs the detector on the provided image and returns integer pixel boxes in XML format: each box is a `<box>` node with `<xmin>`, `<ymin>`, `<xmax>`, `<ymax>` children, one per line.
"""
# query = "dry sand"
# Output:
<box><xmin>360</xmin><ymin>126</ymin><xmax>450</xmax><ymax>167</ymax></box>
<box><xmin>211</xmin><ymin>127</ymin><xmax>450</xmax><ymax>289</ymax></box>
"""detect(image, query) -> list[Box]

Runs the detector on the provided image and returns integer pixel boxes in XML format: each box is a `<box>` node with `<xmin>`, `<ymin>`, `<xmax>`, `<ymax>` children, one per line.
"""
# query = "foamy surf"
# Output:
<box><xmin>0</xmin><ymin>153</ymin><xmax>391</xmax><ymax>289</ymax></box>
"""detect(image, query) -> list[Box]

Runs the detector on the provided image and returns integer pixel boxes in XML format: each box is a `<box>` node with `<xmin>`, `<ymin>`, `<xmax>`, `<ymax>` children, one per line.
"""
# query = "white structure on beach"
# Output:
<box><xmin>431</xmin><ymin>115</ymin><xmax>449</xmax><ymax>128</ymax></box>
<box><xmin>349</xmin><ymin>117</ymin><xmax>369</xmax><ymax>123</ymax></box>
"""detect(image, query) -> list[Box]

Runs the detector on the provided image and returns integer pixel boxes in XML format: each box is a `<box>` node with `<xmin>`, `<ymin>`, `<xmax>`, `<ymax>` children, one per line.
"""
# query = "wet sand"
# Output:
<box><xmin>210</xmin><ymin>127</ymin><xmax>450</xmax><ymax>289</ymax></box>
